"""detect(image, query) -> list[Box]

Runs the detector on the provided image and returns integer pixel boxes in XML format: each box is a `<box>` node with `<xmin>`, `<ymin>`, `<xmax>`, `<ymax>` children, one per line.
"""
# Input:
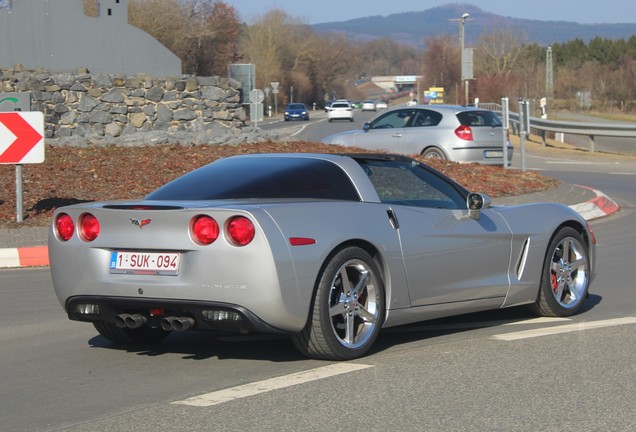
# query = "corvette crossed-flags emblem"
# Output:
<box><xmin>0</xmin><ymin>111</ymin><xmax>45</xmax><ymax>164</ymax></box>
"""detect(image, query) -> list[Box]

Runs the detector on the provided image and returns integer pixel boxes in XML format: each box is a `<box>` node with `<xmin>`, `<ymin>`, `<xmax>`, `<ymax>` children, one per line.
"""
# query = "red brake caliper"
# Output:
<box><xmin>550</xmin><ymin>272</ymin><xmax>558</xmax><ymax>292</ymax></box>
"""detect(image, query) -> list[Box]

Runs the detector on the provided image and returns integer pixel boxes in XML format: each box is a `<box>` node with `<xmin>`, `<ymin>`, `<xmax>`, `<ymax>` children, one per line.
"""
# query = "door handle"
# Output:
<box><xmin>392</xmin><ymin>133</ymin><xmax>402</xmax><ymax>138</ymax></box>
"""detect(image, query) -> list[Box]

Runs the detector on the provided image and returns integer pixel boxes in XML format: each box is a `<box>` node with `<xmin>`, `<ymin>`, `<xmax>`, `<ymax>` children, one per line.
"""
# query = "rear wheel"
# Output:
<box><xmin>529</xmin><ymin>227</ymin><xmax>590</xmax><ymax>317</ymax></box>
<box><xmin>93</xmin><ymin>321</ymin><xmax>170</xmax><ymax>345</ymax></box>
<box><xmin>292</xmin><ymin>247</ymin><xmax>385</xmax><ymax>360</ymax></box>
<box><xmin>422</xmin><ymin>147</ymin><xmax>446</xmax><ymax>161</ymax></box>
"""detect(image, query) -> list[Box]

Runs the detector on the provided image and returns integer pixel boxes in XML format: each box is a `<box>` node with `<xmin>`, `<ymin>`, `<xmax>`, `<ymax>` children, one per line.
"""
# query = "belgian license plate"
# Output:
<box><xmin>484</xmin><ymin>150</ymin><xmax>503</xmax><ymax>158</ymax></box>
<box><xmin>109</xmin><ymin>251</ymin><xmax>180</xmax><ymax>275</ymax></box>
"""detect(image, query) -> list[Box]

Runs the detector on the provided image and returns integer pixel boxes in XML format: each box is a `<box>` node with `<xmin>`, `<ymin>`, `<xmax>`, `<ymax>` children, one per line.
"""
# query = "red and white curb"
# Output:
<box><xmin>569</xmin><ymin>185</ymin><xmax>620</xmax><ymax>220</ymax></box>
<box><xmin>0</xmin><ymin>245</ymin><xmax>49</xmax><ymax>268</ymax></box>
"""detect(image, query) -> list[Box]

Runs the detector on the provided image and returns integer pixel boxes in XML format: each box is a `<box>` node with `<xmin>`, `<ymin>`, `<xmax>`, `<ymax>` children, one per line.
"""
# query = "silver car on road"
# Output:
<box><xmin>49</xmin><ymin>153</ymin><xmax>594</xmax><ymax>360</ymax></box>
<box><xmin>321</xmin><ymin>105</ymin><xmax>514</xmax><ymax>165</ymax></box>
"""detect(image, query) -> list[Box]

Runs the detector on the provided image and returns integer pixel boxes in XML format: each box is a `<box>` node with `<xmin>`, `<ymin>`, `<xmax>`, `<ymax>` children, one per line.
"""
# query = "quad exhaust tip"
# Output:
<box><xmin>114</xmin><ymin>313</ymin><xmax>147</xmax><ymax>329</ymax></box>
<box><xmin>161</xmin><ymin>316</ymin><xmax>195</xmax><ymax>332</ymax></box>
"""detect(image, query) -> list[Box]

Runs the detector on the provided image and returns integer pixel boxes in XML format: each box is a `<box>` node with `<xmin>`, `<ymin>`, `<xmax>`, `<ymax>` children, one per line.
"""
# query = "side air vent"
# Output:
<box><xmin>515</xmin><ymin>238</ymin><xmax>530</xmax><ymax>280</ymax></box>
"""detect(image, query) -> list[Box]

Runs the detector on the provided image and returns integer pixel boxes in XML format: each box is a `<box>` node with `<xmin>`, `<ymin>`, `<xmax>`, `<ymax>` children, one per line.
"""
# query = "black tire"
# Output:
<box><xmin>349</xmin><ymin>118</ymin><xmax>354</xmax><ymax>122</ymax></box>
<box><xmin>529</xmin><ymin>227</ymin><xmax>590</xmax><ymax>317</ymax></box>
<box><xmin>422</xmin><ymin>147</ymin><xmax>447</xmax><ymax>161</ymax></box>
<box><xmin>93</xmin><ymin>321</ymin><xmax>170</xmax><ymax>345</ymax></box>
<box><xmin>328</xmin><ymin>118</ymin><xmax>333</xmax><ymax>122</ymax></box>
<box><xmin>292</xmin><ymin>247</ymin><xmax>385</xmax><ymax>360</ymax></box>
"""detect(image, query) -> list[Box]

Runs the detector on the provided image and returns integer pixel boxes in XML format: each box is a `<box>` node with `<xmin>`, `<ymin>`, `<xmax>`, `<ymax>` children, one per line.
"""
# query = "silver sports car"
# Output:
<box><xmin>49</xmin><ymin>153</ymin><xmax>596</xmax><ymax>360</ymax></box>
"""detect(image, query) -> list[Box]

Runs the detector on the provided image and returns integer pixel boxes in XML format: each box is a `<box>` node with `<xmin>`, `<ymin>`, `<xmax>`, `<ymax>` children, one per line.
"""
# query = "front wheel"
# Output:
<box><xmin>292</xmin><ymin>247</ymin><xmax>385</xmax><ymax>360</ymax></box>
<box><xmin>529</xmin><ymin>227</ymin><xmax>590</xmax><ymax>317</ymax></box>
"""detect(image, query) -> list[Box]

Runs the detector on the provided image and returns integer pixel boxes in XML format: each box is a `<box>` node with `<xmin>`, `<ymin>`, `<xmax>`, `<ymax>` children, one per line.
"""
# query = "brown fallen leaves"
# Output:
<box><xmin>0</xmin><ymin>141</ymin><xmax>559</xmax><ymax>228</ymax></box>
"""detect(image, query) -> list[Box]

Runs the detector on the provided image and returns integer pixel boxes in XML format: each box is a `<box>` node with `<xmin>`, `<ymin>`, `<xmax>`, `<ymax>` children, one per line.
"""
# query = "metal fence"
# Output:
<box><xmin>477</xmin><ymin>103</ymin><xmax>636</xmax><ymax>153</ymax></box>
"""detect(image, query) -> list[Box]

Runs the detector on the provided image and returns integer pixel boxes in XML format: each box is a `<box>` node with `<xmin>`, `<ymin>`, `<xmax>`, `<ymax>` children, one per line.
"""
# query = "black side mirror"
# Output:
<box><xmin>363</xmin><ymin>122</ymin><xmax>371</xmax><ymax>132</ymax></box>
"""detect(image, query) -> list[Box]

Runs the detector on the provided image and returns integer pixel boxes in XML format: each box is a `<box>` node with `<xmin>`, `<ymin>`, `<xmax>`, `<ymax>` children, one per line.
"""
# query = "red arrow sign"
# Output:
<box><xmin>0</xmin><ymin>111</ymin><xmax>45</xmax><ymax>164</ymax></box>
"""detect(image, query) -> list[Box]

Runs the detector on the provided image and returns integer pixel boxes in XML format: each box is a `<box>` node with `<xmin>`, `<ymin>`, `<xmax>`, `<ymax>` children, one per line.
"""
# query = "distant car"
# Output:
<box><xmin>406</xmin><ymin>99</ymin><xmax>418</xmax><ymax>106</ymax></box>
<box><xmin>284</xmin><ymin>103</ymin><xmax>309</xmax><ymax>121</ymax></box>
<box><xmin>352</xmin><ymin>101</ymin><xmax>362</xmax><ymax>109</ymax></box>
<box><xmin>327</xmin><ymin>101</ymin><xmax>354</xmax><ymax>122</ymax></box>
<box><xmin>321</xmin><ymin>105</ymin><xmax>514</xmax><ymax>165</ymax></box>
<box><xmin>362</xmin><ymin>100</ymin><xmax>376</xmax><ymax>111</ymax></box>
<box><xmin>49</xmin><ymin>152</ymin><xmax>595</xmax><ymax>360</ymax></box>
<box><xmin>375</xmin><ymin>100</ymin><xmax>388</xmax><ymax>109</ymax></box>
<box><xmin>323</xmin><ymin>101</ymin><xmax>333</xmax><ymax>112</ymax></box>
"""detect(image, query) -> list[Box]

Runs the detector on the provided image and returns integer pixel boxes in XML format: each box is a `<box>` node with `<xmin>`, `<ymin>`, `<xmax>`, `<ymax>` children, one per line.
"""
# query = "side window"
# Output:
<box><xmin>371</xmin><ymin>109</ymin><xmax>414</xmax><ymax>129</ymax></box>
<box><xmin>358</xmin><ymin>159</ymin><xmax>466</xmax><ymax>209</ymax></box>
<box><xmin>410</xmin><ymin>109</ymin><xmax>443</xmax><ymax>128</ymax></box>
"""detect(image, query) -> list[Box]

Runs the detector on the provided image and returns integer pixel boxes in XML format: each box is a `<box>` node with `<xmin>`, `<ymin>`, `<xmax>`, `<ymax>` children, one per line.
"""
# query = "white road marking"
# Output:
<box><xmin>492</xmin><ymin>317</ymin><xmax>636</xmax><ymax>341</ymax></box>
<box><xmin>386</xmin><ymin>317</ymin><xmax>570</xmax><ymax>333</ymax></box>
<box><xmin>172</xmin><ymin>363</ymin><xmax>373</xmax><ymax>407</ymax></box>
<box><xmin>545</xmin><ymin>161</ymin><xmax>611</xmax><ymax>165</ymax></box>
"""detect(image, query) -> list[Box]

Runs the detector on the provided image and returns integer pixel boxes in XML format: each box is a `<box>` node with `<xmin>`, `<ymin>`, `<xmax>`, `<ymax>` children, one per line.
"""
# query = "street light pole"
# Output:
<box><xmin>459</xmin><ymin>13</ymin><xmax>469</xmax><ymax>106</ymax></box>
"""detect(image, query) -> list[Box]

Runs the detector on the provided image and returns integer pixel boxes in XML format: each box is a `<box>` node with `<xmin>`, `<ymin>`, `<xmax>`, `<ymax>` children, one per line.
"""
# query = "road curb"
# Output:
<box><xmin>0</xmin><ymin>245</ymin><xmax>48</xmax><ymax>268</ymax></box>
<box><xmin>0</xmin><ymin>185</ymin><xmax>622</xmax><ymax>269</ymax></box>
<box><xmin>569</xmin><ymin>185</ymin><xmax>621</xmax><ymax>220</ymax></box>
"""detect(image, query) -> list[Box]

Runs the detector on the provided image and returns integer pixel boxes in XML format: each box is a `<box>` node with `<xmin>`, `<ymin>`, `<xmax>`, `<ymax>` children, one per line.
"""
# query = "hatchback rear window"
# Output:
<box><xmin>456</xmin><ymin>110</ymin><xmax>502</xmax><ymax>127</ymax></box>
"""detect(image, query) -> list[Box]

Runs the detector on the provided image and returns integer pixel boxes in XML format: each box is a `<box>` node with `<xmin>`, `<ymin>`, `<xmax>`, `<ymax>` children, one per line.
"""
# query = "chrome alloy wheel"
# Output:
<box><xmin>549</xmin><ymin>236</ymin><xmax>589</xmax><ymax>309</ymax></box>
<box><xmin>328</xmin><ymin>259</ymin><xmax>381</xmax><ymax>349</ymax></box>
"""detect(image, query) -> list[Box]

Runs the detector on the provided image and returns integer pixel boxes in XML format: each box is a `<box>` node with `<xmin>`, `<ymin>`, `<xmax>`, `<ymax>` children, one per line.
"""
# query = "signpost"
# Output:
<box><xmin>249</xmin><ymin>89</ymin><xmax>264</xmax><ymax>128</ymax></box>
<box><xmin>0</xmin><ymin>111</ymin><xmax>45</xmax><ymax>222</ymax></box>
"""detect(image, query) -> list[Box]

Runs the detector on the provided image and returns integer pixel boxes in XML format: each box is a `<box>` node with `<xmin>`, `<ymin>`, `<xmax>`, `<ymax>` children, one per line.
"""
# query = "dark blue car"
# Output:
<box><xmin>284</xmin><ymin>103</ymin><xmax>310</xmax><ymax>121</ymax></box>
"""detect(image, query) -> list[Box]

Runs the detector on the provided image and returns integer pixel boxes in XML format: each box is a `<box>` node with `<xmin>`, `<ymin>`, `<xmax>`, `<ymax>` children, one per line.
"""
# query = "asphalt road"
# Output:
<box><xmin>2</xmin><ymin>115</ymin><xmax>636</xmax><ymax>431</ymax></box>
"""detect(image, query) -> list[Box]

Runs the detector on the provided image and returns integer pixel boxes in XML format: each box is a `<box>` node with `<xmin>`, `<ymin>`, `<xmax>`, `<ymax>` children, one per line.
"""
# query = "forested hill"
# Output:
<box><xmin>311</xmin><ymin>3</ymin><xmax>636</xmax><ymax>46</ymax></box>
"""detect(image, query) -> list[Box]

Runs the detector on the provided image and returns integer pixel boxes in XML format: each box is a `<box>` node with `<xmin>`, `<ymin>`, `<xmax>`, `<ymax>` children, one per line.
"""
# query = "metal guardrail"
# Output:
<box><xmin>477</xmin><ymin>103</ymin><xmax>636</xmax><ymax>153</ymax></box>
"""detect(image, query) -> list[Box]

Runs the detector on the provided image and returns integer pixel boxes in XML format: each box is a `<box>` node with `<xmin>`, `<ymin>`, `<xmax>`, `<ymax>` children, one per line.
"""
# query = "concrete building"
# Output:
<box><xmin>0</xmin><ymin>0</ymin><xmax>181</xmax><ymax>77</ymax></box>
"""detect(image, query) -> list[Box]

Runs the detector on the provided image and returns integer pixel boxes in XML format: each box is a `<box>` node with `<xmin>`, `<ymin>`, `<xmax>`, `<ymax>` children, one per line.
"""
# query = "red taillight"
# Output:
<box><xmin>79</xmin><ymin>213</ymin><xmax>100</xmax><ymax>242</ymax></box>
<box><xmin>227</xmin><ymin>216</ymin><xmax>255</xmax><ymax>246</ymax></box>
<box><xmin>455</xmin><ymin>125</ymin><xmax>474</xmax><ymax>141</ymax></box>
<box><xmin>55</xmin><ymin>213</ymin><xmax>75</xmax><ymax>241</ymax></box>
<box><xmin>191</xmin><ymin>215</ymin><xmax>220</xmax><ymax>245</ymax></box>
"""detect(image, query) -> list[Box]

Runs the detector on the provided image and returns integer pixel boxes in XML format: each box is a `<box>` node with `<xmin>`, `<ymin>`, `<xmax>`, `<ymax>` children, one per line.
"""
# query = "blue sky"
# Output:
<box><xmin>222</xmin><ymin>0</ymin><xmax>636</xmax><ymax>25</ymax></box>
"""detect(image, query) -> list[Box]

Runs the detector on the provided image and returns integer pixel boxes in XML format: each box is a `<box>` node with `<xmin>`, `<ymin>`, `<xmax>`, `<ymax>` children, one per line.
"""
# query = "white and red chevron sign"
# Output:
<box><xmin>0</xmin><ymin>111</ymin><xmax>45</xmax><ymax>164</ymax></box>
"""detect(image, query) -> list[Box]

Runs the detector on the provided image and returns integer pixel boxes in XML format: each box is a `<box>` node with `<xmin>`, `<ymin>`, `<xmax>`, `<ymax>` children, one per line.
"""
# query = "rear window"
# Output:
<box><xmin>456</xmin><ymin>110</ymin><xmax>502</xmax><ymax>127</ymax></box>
<box><xmin>331</xmin><ymin>103</ymin><xmax>350</xmax><ymax>108</ymax></box>
<box><xmin>146</xmin><ymin>157</ymin><xmax>360</xmax><ymax>201</ymax></box>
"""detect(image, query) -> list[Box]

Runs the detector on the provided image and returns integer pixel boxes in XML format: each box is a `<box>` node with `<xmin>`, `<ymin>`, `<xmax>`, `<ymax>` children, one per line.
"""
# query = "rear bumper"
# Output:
<box><xmin>66</xmin><ymin>295</ymin><xmax>287</xmax><ymax>334</ymax></box>
<box><xmin>449</xmin><ymin>145</ymin><xmax>514</xmax><ymax>165</ymax></box>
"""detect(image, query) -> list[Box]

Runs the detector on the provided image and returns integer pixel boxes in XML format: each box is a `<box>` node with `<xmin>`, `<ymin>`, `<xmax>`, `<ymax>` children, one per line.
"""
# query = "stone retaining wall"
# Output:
<box><xmin>0</xmin><ymin>66</ymin><xmax>247</xmax><ymax>139</ymax></box>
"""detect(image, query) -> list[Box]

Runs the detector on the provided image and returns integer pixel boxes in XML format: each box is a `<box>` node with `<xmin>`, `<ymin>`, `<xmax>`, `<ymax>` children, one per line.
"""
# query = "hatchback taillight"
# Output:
<box><xmin>79</xmin><ymin>213</ymin><xmax>100</xmax><ymax>242</ymax></box>
<box><xmin>455</xmin><ymin>125</ymin><xmax>474</xmax><ymax>141</ymax></box>
<box><xmin>55</xmin><ymin>213</ymin><xmax>75</xmax><ymax>241</ymax></box>
<box><xmin>191</xmin><ymin>215</ymin><xmax>220</xmax><ymax>245</ymax></box>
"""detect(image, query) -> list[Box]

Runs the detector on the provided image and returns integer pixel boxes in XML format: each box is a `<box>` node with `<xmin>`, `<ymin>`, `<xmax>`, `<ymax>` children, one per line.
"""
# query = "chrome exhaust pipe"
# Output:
<box><xmin>161</xmin><ymin>317</ymin><xmax>176</xmax><ymax>331</ymax></box>
<box><xmin>115</xmin><ymin>313</ymin><xmax>148</xmax><ymax>329</ymax></box>
<box><xmin>115</xmin><ymin>313</ymin><xmax>131</xmax><ymax>328</ymax></box>
<box><xmin>124</xmin><ymin>314</ymin><xmax>147</xmax><ymax>329</ymax></box>
<box><xmin>171</xmin><ymin>317</ymin><xmax>195</xmax><ymax>332</ymax></box>
<box><xmin>161</xmin><ymin>316</ymin><xmax>195</xmax><ymax>332</ymax></box>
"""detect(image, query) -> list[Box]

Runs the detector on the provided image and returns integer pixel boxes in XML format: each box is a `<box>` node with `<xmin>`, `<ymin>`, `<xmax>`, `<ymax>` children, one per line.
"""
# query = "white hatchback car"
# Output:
<box><xmin>327</xmin><ymin>101</ymin><xmax>354</xmax><ymax>122</ymax></box>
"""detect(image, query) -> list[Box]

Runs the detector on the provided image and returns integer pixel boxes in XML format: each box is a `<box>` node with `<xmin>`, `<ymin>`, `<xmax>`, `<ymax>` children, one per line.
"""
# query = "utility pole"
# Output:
<box><xmin>459</xmin><ymin>13</ymin><xmax>473</xmax><ymax>106</ymax></box>
<box><xmin>546</xmin><ymin>46</ymin><xmax>554</xmax><ymax>98</ymax></box>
